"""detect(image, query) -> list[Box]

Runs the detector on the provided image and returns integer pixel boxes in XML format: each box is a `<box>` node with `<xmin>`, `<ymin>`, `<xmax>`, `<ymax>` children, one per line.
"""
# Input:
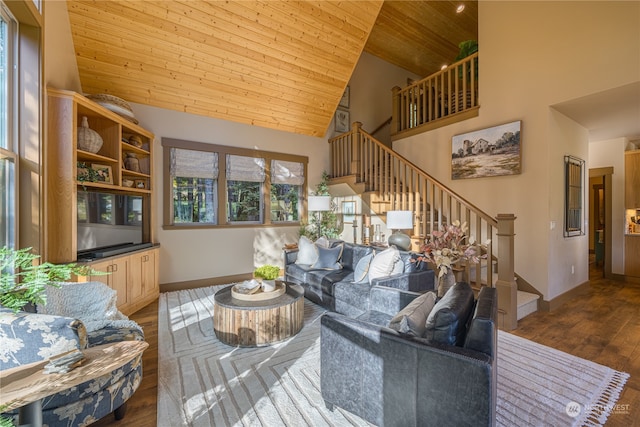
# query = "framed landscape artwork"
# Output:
<box><xmin>342</xmin><ymin>201</ymin><xmax>355</xmax><ymax>223</ymax></box>
<box><xmin>451</xmin><ymin>120</ymin><xmax>522</xmax><ymax>180</ymax></box>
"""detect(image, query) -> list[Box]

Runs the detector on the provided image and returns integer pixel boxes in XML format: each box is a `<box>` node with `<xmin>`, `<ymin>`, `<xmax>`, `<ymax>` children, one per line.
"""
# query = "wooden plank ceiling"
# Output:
<box><xmin>365</xmin><ymin>1</ymin><xmax>478</xmax><ymax>77</ymax></box>
<box><xmin>67</xmin><ymin>1</ymin><xmax>476</xmax><ymax>137</ymax></box>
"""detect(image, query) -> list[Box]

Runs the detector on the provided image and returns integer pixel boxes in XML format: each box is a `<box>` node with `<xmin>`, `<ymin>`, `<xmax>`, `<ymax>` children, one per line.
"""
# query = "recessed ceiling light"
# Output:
<box><xmin>441</xmin><ymin>64</ymin><xmax>448</xmax><ymax>70</ymax></box>
<box><xmin>456</xmin><ymin>4</ymin><xmax>465</xmax><ymax>13</ymax></box>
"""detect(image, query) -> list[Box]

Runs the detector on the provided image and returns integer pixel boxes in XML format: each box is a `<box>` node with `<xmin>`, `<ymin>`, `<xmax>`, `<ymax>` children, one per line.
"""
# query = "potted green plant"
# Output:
<box><xmin>0</xmin><ymin>247</ymin><xmax>102</xmax><ymax>312</ymax></box>
<box><xmin>253</xmin><ymin>264</ymin><xmax>280</xmax><ymax>292</ymax></box>
<box><xmin>300</xmin><ymin>171</ymin><xmax>342</xmax><ymax>240</ymax></box>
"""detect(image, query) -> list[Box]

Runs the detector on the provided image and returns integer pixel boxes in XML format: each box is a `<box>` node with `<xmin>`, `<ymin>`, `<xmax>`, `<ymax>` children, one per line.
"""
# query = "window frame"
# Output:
<box><xmin>0</xmin><ymin>3</ymin><xmax>18</xmax><ymax>250</ymax></box>
<box><xmin>162</xmin><ymin>138</ymin><xmax>308</xmax><ymax>229</ymax></box>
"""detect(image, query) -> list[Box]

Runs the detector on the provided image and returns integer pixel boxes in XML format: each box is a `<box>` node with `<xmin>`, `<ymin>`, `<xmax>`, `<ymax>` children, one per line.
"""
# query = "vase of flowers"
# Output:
<box><xmin>416</xmin><ymin>221</ymin><xmax>488</xmax><ymax>296</ymax></box>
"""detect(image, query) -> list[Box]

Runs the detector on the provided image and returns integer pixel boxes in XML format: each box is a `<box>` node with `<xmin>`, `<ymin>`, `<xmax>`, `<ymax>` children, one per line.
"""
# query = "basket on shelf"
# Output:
<box><xmin>77</xmin><ymin>116</ymin><xmax>103</xmax><ymax>153</ymax></box>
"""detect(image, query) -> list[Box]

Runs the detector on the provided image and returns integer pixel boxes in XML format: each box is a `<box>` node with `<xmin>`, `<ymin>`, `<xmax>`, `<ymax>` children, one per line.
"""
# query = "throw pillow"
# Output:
<box><xmin>424</xmin><ymin>282</ymin><xmax>475</xmax><ymax>346</ymax></box>
<box><xmin>353</xmin><ymin>253</ymin><xmax>374</xmax><ymax>283</ymax></box>
<box><xmin>295</xmin><ymin>236</ymin><xmax>318</xmax><ymax>265</ymax></box>
<box><xmin>368</xmin><ymin>246</ymin><xmax>400</xmax><ymax>283</ymax></box>
<box><xmin>388</xmin><ymin>291</ymin><xmax>437</xmax><ymax>336</ymax></box>
<box><xmin>37</xmin><ymin>281</ymin><xmax>141</xmax><ymax>333</ymax></box>
<box><xmin>311</xmin><ymin>244</ymin><xmax>344</xmax><ymax>270</ymax></box>
<box><xmin>315</xmin><ymin>236</ymin><xmax>330</xmax><ymax>248</ymax></box>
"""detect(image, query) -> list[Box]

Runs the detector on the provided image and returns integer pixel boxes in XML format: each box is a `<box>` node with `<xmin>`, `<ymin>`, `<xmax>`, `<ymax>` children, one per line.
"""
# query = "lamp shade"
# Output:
<box><xmin>386</xmin><ymin>210</ymin><xmax>413</xmax><ymax>230</ymax></box>
<box><xmin>308</xmin><ymin>195</ymin><xmax>331</xmax><ymax>211</ymax></box>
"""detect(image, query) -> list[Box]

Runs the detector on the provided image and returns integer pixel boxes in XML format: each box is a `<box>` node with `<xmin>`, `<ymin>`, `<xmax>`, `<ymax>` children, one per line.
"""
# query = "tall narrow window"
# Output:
<box><xmin>170</xmin><ymin>148</ymin><xmax>218</xmax><ymax>224</ymax></box>
<box><xmin>271</xmin><ymin>160</ymin><xmax>303</xmax><ymax>222</ymax></box>
<box><xmin>564</xmin><ymin>155</ymin><xmax>585</xmax><ymax>237</ymax></box>
<box><xmin>0</xmin><ymin>5</ymin><xmax>16</xmax><ymax>249</ymax></box>
<box><xmin>226</xmin><ymin>154</ymin><xmax>264</xmax><ymax>223</ymax></box>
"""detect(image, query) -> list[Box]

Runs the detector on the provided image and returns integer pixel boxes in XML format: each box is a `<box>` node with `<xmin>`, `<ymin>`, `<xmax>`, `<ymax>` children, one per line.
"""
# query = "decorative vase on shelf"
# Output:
<box><xmin>77</xmin><ymin>116</ymin><xmax>103</xmax><ymax>153</ymax></box>
<box><xmin>437</xmin><ymin>267</ymin><xmax>456</xmax><ymax>297</ymax></box>
<box><xmin>124</xmin><ymin>152</ymin><xmax>141</xmax><ymax>172</ymax></box>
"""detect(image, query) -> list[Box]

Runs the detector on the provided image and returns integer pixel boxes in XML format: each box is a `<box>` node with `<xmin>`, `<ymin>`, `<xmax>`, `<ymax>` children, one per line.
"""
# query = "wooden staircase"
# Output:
<box><xmin>328</xmin><ymin>122</ymin><xmax>529</xmax><ymax>330</ymax></box>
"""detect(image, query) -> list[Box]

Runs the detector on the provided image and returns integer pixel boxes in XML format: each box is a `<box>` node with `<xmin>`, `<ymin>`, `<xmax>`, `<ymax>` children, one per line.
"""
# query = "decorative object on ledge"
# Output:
<box><xmin>86</xmin><ymin>93</ymin><xmax>139</xmax><ymax>124</ymax></box>
<box><xmin>386</xmin><ymin>210</ymin><xmax>413</xmax><ymax>251</ymax></box>
<box><xmin>77</xmin><ymin>116</ymin><xmax>103</xmax><ymax>153</ymax></box>
<box><xmin>134</xmin><ymin>180</ymin><xmax>146</xmax><ymax>189</ymax></box>
<box><xmin>124</xmin><ymin>152</ymin><xmax>141</xmax><ymax>172</ymax></box>
<box><xmin>451</xmin><ymin>120</ymin><xmax>522</xmax><ymax>180</ymax></box>
<box><xmin>128</xmin><ymin>134</ymin><xmax>143</xmax><ymax>148</ymax></box>
<box><xmin>90</xmin><ymin>164</ymin><xmax>113</xmax><ymax>184</ymax></box>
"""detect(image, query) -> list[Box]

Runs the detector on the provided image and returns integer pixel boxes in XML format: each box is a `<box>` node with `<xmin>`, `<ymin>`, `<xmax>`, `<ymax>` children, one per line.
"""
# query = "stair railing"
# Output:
<box><xmin>391</xmin><ymin>52</ymin><xmax>479</xmax><ymax>139</ymax></box>
<box><xmin>328</xmin><ymin>122</ymin><xmax>518</xmax><ymax>330</ymax></box>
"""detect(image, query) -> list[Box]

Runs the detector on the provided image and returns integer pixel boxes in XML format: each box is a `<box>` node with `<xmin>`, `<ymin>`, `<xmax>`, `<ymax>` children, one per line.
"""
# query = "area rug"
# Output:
<box><xmin>157</xmin><ymin>285</ymin><xmax>629</xmax><ymax>427</ymax></box>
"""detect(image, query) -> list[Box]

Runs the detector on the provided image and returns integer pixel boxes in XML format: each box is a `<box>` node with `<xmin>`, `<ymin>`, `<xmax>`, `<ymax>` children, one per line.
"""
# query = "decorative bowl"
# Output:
<box><xmin>122</xmin><ymin>179</ymin><xmax>134</xmax><ymax>188</ymax></box>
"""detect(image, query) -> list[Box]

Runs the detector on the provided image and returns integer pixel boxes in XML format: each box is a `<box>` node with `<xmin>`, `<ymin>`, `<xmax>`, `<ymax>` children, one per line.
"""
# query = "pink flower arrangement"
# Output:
<box><xmin>416</xmin><ymin>220</ymin><xmax>488</xmax><ymax>278</ymax></box>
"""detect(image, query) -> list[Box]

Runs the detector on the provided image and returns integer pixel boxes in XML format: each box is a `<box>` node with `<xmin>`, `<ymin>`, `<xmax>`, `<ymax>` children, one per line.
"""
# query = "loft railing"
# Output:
<box><xmin>391</xmin><ymin>52</ymin><xmax>479</xmax><ymax>139</ymax></box>
<box><xmin>328</xmin><ymin>122</ymin><xmax>518</xmax><ymax>330</ymax></box>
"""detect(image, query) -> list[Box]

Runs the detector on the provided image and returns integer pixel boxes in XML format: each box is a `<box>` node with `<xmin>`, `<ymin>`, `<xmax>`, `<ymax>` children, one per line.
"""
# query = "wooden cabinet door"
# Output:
<box><xmin>625</xmin><ymin>237</ymin><xmax>640</xmax><ymax>277</ymax></box>
<box><xmin>128</xmin><ymin>253</ymin><xmax>145</xmax><ymax>303</ymax></box>
<box><xmin>142</xmin><ymin>249</ymin><xmax>158</xmax><ymax>296</ymax></box>
<box><xmin>626</xmin><ymin>152</ymin><xmax>640</xmax><ymax>208</ymax></box>
<box><xmin>90</xmin><ymin>257</ymin><xmax>129</xmax><ymax>308</ymax></box>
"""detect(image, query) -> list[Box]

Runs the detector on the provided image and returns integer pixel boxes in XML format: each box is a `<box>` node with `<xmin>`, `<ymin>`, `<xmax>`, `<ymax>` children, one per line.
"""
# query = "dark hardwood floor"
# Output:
<box><xmin>93</xmin><ymin>260</ymin><xmax>640</xmax><ymax>427</ymax></box>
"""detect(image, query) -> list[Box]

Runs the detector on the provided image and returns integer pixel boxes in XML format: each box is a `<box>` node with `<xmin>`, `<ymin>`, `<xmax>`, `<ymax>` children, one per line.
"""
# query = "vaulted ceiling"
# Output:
<box><xmin>67</xmin><ymin>1</ymin><xmax>477</xmax><ymax>137</ymax></box>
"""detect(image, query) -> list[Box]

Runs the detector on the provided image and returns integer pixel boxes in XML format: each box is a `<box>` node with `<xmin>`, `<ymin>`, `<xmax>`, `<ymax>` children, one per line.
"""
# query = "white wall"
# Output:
<box><xmin>44</xmin><ymin>0</ymin><xmax>81</xmax><ymax>92</ymax></box>
<box><xmin>589</xmin><ymin>138</ymin><xmax>627</xmax><ymax>274</ymax></box>
<box><xmin>131</xmin><ymin>104</ymin><xmax>331</xmax><ymax>285</ymax></box>
<box><xmin>392</xmin><ymin>1</ymin><xmax>640</xmax><ymax>301</ymax></box>
<box><xmin>345</xmin><ymin>52</ymin><xmax>421</xmax><ymax>145</ymax></box>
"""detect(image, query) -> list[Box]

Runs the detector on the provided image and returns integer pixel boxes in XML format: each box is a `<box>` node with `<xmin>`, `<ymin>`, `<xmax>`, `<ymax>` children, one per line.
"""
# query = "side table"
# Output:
<box><xmin>0</xmin><ymin>340</ymin><xmax>148</xmax><ymax>427</ymax></box>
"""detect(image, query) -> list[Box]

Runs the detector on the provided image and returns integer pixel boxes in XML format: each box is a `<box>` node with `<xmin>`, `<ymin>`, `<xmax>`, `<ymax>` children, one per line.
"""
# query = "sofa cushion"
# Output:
<box><xmin>307</xmin><ymin>268</ymin><xmax>354</xmax><ymax>296</ymax></box>
<box><xmin>353</xmin><ymin>253</ymin><xmax>374</xmax><ymax>283</ymax></box>
<box><xmin>312</xmin><ymin>244</ymin><xmax>343</xmax><ymax>270</ymax></box>
<box><xmin>464</xmin><ymin>286</ymin><xmax>497</xmax><ymax>357</ymax></box>
<box><xmin>388</xmin><ymin>291</ymin><xmax>437</xmax><ymax>336</ymax></box>
<box><xmin>296</xmin><ymin>236</ymin><xmax>319</xmax><ymax>265</ymax></box>
<box><xmin>368</xmin><ymin>247</ymin><xmax>401</xmax><ymax>283</ymax></box>
<box><xmin>424</xmin><ymin>282</ymin><xmax>475</xmax><ymax>346</ymax></box>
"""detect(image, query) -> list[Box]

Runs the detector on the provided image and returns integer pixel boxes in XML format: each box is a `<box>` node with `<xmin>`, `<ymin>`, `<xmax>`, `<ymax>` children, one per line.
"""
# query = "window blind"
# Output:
<box><xmin>226</xmin><ymin>154</ymin><xmax>265</xmax><ymax>182</ymax></box>
<box><xmin>271</xmin><ymin>160</ymin><xmax>304</xmax><ymax>185</ymax></box>
<box><xmin>171</xmin><ymin>148</ymin><xmax>218</xmax><ymax>179</ymax></box>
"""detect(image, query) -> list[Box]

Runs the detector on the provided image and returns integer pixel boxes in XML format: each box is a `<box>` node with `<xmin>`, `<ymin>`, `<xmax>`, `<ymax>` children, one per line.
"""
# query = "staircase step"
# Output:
<box><xmin>517</xmin><ymin>290</ymin><xmax>539</xmax><ymax>320</ymax></box>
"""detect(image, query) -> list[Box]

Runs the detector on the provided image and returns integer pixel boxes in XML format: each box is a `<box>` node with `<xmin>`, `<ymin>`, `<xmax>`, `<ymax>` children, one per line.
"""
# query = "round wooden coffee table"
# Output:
<box><xmin>213</xmin><ymin>282</ymin><xmax>304</xmax><ymax>347</ymax></box>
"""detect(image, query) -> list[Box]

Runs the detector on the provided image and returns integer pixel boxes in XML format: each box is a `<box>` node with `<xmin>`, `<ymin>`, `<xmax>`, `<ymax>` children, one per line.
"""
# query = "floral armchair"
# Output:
<box><xmin>0</xmin><ymin>282</ymin><xmax>145</xmax><ymax>426</ymax></box>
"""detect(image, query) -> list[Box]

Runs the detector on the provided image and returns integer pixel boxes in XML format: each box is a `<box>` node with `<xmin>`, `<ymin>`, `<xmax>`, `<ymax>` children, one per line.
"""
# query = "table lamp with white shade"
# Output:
<box><xmin>386</xmin><ymin>210</ymin><xmax>413</xmax><ymax>251</ymax></box>
<box><xmin>308</xmin><ymin>195</ymin><xmax>332</xmax><ymax>239</ymax></box>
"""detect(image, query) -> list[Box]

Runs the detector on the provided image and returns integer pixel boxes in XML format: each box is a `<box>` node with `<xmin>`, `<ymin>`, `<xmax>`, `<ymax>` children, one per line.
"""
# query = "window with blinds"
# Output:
<box><xmin>170</xmin><ymin>148</ymin><xmax>218</xmax><ymax>224</ymax></box>
<box><xmin>162</xmin><ymin>138</ymin><xmax>307</xmax><ymax>228</ymax></box>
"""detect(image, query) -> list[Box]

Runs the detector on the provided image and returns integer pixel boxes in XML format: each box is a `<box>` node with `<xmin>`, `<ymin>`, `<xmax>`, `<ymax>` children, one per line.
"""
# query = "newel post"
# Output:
<box><xmin>350</xmin><ymin>121</ymin><xmax>362</xmax><ymax>177</ymax></box>
<box><xmin>496</xmin><ymin>213</ymin><xmax>517</xmax><ymax>331</ymax></box>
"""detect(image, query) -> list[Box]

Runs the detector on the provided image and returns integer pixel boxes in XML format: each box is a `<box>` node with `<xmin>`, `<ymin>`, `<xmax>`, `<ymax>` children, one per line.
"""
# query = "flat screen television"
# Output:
<box><xmin>77</xmin><ymin>191</ymin><xmax>148</xmax><ymax>259</ymax></box>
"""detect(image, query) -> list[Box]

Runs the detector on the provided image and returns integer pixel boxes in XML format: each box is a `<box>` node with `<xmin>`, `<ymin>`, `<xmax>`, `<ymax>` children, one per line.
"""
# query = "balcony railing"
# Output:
<box><xmin>391</xmin><ymin>52</ymin><xmax>479</xmax><ymax>139</ymax></box>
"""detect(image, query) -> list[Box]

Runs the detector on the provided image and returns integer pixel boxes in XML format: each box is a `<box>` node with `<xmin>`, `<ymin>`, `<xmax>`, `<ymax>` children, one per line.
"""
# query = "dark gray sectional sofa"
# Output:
<box><xmin>284</xmin><ymin>241</ymin><xmax>436</xmax><ymax>317</ymax></box>
<box><xmin>321</xmin><ymin>283</ymin><xmax>498</xmax><ymax>427</ymax></box>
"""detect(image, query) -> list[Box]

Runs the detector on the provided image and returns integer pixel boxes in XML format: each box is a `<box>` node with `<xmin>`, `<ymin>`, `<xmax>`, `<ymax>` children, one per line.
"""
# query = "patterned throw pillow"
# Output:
<box><xmin>311</xmin><ymin>244</ymin><xmax>344</xmax><ymax>270</ymax></box>
<box><xmin>295</xmin><ymin>236</ymin><xmax>319</xmax><ymax>265</ymax></box>
<box><xmin>368</xmin><ymin>246</ymin><xmax>401</xmax><ymax>283</ymax></box>
<box><xmin>388</xmin><ymin>291</ymin><xmax>437</xmax><ymax>336</ymax></box>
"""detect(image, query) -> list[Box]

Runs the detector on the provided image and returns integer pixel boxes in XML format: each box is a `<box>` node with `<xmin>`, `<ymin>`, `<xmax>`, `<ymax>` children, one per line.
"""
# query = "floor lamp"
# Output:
<box><xmin>386</xmin><ymin>210</ymin><xmax>413</xmax><ymax>251</ymax></box>
<box><xmin>308</xmin><ymin>195</ymin><xmax>332</xmax><ymax>240</ymax></box>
